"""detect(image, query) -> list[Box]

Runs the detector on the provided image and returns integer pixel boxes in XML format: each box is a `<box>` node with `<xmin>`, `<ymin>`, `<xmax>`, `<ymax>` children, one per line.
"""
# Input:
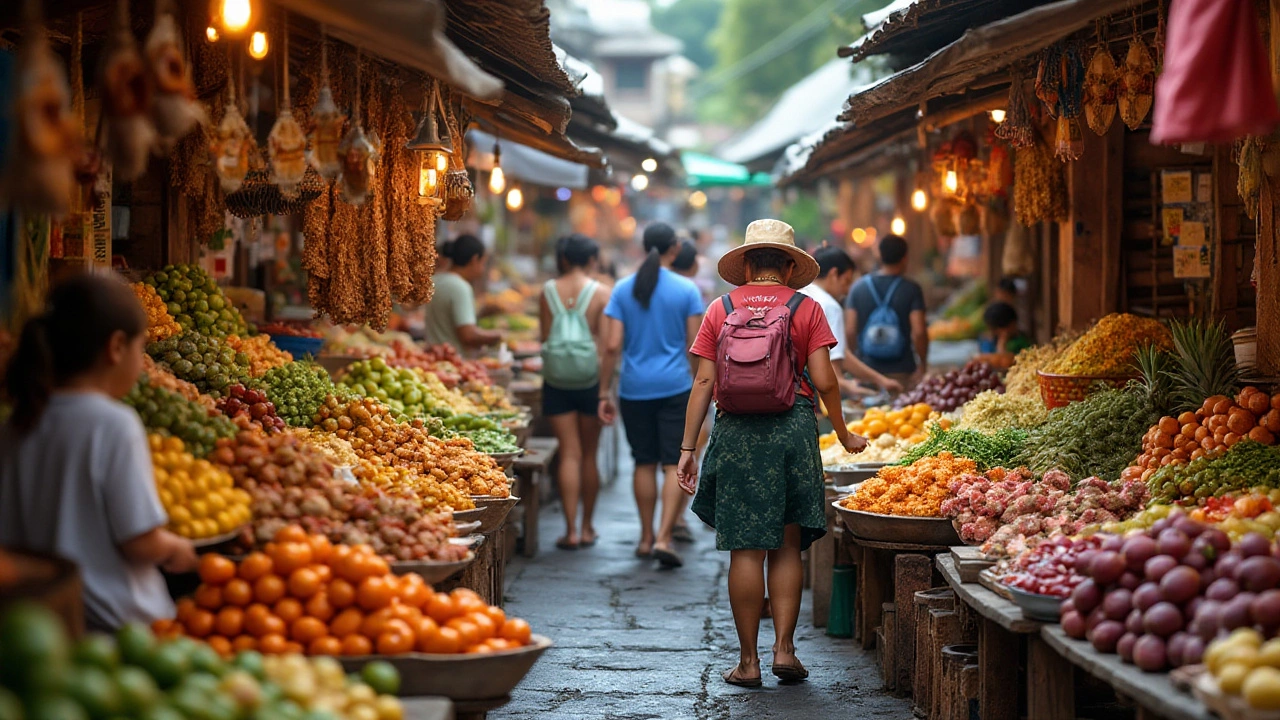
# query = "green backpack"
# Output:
<box><xmin>541</xmin><ymin>279</ymin><xmax>600</xmax><ymax>390</ymax></box>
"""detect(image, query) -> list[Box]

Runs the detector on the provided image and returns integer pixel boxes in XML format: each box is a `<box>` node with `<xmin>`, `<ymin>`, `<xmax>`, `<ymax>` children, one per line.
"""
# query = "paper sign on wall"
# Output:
<box><xmin>1162</xmin><ymin>208</ymin><xmax>1184</xmax><ymax>245</ymax></box>
<box><xmin>1181</xmin><ymin>221</ymin><xmax>1206</xmax><ymax>247</ymax></box>
<box><xmin>1173</xmin><ymin>245</ymin><xmax>1210</xmax><ymax>278</ymax></box>
<box><xmin>1162</xmin><ymin>170</ymin><xmax>1194</xmax><ymax>204</ymax></box>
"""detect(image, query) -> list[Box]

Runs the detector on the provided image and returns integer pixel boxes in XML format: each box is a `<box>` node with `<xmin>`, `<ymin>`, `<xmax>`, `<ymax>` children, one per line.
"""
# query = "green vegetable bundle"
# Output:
<box><xmin>462</xmin><ymin>428</ymin><xmax>521</xmax><ymax>454</ymax></box>
<box><xmin>894</xmin><ymin>425</ymin><xmax>1027</xmax><ymax>471</ymax></box>
<box><xmin>1147</xmin><ymin>440</ymin><xmax>1280</xmax><ymax>503</ymax></box>
<box><xmin>1014</xmin><ymin>387</ymin><xmax>1159</xmax><ymax>480</ymax></box>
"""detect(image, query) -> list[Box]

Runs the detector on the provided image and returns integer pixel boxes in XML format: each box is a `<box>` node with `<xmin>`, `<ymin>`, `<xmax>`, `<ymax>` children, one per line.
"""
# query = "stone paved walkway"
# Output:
<box><xmin>495</xmin><ymin>458</ymin><xmax>913</xmax><ymax>719</ymax></box>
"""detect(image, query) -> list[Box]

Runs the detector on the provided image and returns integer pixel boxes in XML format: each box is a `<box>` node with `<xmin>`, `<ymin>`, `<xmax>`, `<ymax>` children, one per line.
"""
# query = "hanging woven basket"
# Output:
<box><xmin>224</xmin><ymin>152</ymin><xmax>326</xmax><ymax>218</ymax></box>
<box><xmin>442</xmin><ymin>169</ymin><xmax>474</xmax><ymax>221</ymax></box>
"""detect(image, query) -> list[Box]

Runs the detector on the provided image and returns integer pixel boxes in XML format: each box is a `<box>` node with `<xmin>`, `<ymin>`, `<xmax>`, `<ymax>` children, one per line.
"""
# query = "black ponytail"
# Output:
<box><xmin>5</xmin><ymin>273</ymin><xmax>147</xmax><ymax>434</ymax></box>
<box><xmin>633</xmin><ymin>222</ymin><xmax>677</xmax><ymax>309</ymax></box>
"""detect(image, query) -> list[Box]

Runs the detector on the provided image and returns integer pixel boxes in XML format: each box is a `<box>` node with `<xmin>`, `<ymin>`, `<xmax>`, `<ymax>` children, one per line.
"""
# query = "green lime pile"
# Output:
<box><xmin>1148</xmin><ymin>439</ymin><xmax>1280</xmax><ymax>503</ymax></box>
<box><xmin>259</xmin><ymin>362</ymin><xmax>349</xmax><ymax>427</ymax></box>
<box><xmin>147</xmin><ymin>332</ymin><xmax>250</xmax><ymax>396</ymax></box>
<box><xmin>338</xmin><ymin>357</ymin><xmax>449</xmax><ymax>419</ymax></box>
<box><xmin>125</xmin><ymin>380</ymin><xmax>236</xmax><ymax>457</ymax></box>
<box><xmin>143</xmin><ymin>265</ymin><xmax>250</xmax><ymax>339</ymax></box>
<box><xmin>0</xmin><ymin>603</ymin><xmax>403</xmax><ymax>720</ymax></box>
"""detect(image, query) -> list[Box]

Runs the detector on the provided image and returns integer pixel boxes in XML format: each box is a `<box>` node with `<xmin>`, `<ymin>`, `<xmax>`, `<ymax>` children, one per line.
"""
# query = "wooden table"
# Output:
<box><xmin>512</xmin><ymin>438</ymin><xmax>558</xmax><ymax>558</ymax></box>
<box><xmin>439</xmin><ymin>526</ymin><xmax>506</xmax><ymax>607</ymax></box>
<box><xmin>937</xmin><ymin>555</ymin><xmax>1051</xmax><ymax>720</ymax></box>
<box><xmin>1041</xmin><ymin>626</ymin><xmax>1214</xmax><ymax>720</ymax></box>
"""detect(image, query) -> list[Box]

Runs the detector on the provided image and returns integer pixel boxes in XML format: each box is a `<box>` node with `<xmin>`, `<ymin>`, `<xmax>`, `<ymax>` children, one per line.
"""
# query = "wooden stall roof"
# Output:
<box><xmin>840</xmin><ymin>0</ymin><xmax>1144</xmax><ymax>127</ymax></box>
<box><xmin>778</xmin><ymin>108</ymin><xmax>918</xmax><ymax>186</ymax></box>
<box><xmin>840</xmin><ymin>0</ymin><xmax>1066</xmax><ymax>66</ymax></box>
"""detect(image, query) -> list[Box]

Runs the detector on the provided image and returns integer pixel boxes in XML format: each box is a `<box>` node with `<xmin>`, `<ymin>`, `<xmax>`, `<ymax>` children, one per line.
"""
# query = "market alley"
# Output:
<box><xmin>499</xmin><ymin>451</ymin><xmax>914</xmax><ymax>720</ymax></box>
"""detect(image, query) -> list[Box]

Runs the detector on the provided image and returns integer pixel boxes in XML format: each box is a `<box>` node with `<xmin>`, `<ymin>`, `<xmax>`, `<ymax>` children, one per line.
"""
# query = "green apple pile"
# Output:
<box><xmin>143</xmin><ymin>265</ymin><xmax>250</xmax><ymax>339</ymax></box>
<box><xmin>125</xmin><ymin>381</ymin><xmax>237</xmax><ymax>457</ymax></box>
<box><xmin>337</xmin><ymin>358</ymin><xmax>445</xmax><ymax>420</ymax></box>
<box><xmin>148</xmin><ymin>332</ymin><xmax>251</xmax><ymax>395</ymax></box>
<box><xmin>0</xmin><ymin>603</ymin><xmax>405</xmax><ymax>720</ymax></box>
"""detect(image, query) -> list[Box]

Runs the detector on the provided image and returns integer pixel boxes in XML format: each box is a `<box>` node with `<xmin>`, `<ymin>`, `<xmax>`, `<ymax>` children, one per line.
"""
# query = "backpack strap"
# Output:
<box><xmin>720</xmin><ymin>294</ymin><xmax>734</xmax><ymax>314</ymax></box>
<box><xmin>569</xmin><ymin>280</ymin><xmax>597</xmax><ymax>315</ymax></box>
<box><xmin>783</xmin><ymin>292</ymin><xmax>817</xmax><ymax>397</ymax></box>
<box><xmin>881</xmin><ymin>277</ymin><xmax>904</xmax><ymax>305</ymax></box>
<box><xmin>544</xmin><ymin>279</ymin><xmax>566</xmax><ymax>316</ymax></box>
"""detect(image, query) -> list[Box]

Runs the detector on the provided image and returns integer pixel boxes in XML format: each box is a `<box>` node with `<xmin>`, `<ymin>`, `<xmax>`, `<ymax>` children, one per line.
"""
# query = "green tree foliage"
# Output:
<box><xmin>651</xmin><ymin>0</ymin><xmax>724</xmax><ymax>70</ymax></box>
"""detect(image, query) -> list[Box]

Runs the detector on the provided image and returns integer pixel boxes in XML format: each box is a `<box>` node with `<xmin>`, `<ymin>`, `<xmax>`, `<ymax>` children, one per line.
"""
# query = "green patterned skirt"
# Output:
<box><xmin>691</xmin><ymin>397</ymin><xmax>827</xmax><ymax>552</ymax></box>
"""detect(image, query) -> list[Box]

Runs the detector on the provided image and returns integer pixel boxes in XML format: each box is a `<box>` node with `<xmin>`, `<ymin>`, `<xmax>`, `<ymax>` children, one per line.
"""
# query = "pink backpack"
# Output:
<box><xmin>714</xmin><ymin>292</ymin><xmax>809</xmax><ymax>414</ymax></box>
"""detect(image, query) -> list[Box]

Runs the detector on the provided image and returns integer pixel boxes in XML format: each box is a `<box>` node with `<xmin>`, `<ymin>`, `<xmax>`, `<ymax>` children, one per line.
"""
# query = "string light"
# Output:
<box><xmin>214</xmin><ymin>0</ymin><xmax>252</xmax><ymax>35</ymax></box>
<box><xmin>641</xmin><ymin>158</ymin><xmax>658</xmax><ymax>173</ymax></box>
<box><xmin>911</xmin><ymin>189</ymin><xmax>928</xmax><ymax>211</ymax></box>
<box><xmin>688</xmin><ymin>190</ymin><xmax>708</xmax><ymax>209</ymax></box>
<box><xmin>989</xmin><ymin>109</ymin><xmax>1007</xmax><ymax>123</ymax></box>
<box><xmin>943</xmin><ymin>170</ymin><xmax>958</xmax><ymax>194</ymax></box>
<box><xmin>891</xmin><ymin>216</ymin><xmax>906</xmax><ymax>235</ymax></box>
<box><xmin>506</xmin><ymin>187</ymin><xmax>524</xmax><ymax>211</ymax></box>
<box><xmin>248</xmin><ymin>31</ymin><xmax>269</xmax><ymax>59</ymax></box>
<box><xmin>488</xmin><ymin>166</ymin><xmax>506</xmax><ymax>195</ymax></box>
<box><xmin>630</xmin><ymin>174</ymin><xmax>650</xmax><ymax>191</ymax></box>
<box><xmin>206</xmin><ymin>26</ymin><xmax>220</xmax><ymax>42</ymax></box>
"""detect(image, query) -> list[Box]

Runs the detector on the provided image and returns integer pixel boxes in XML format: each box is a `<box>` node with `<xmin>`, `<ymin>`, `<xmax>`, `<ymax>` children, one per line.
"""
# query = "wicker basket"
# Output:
<box><xmin>1037</xmin><ymin>371</ymin><xmax>1134</xmax><ymax>409</ymax></box>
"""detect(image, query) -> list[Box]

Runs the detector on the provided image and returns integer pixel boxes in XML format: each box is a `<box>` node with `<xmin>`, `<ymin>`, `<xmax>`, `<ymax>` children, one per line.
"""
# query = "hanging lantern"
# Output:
<box><xmin>911</xmin><ymin>189</ymin><xmax>928</xmax><ymax>211</ymax></box>
<box><xmin>943</xmin><ymin>170</ymin><xmax>959</xmax><ymax>195</ymax></box>
<box><xmin>211</xmin><ymin>0</ymin><xmax>253</xmax><ymax>37</ymax></box>
<box><xmin>891</xmin><ymin>216</ymin><xmax>906</xmax><ymax>235</ymax></box>
<box><xmin>488</xmin><ymin>141</ymin><xmax>505</xmax><ymax>194</ymax></box>
<box><xmin>248</xmin><ymin>31</ymin><xmax>268</xmax><ymax>59</ymax></box>
<box><xmin>407</xmin><ymin>81</ymin><xmax>452</xmax><ymax>203</ymax></box>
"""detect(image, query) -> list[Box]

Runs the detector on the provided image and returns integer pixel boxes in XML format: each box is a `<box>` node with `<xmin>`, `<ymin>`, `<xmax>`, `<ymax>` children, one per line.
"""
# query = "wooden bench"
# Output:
<box><xmin>512</xmin><ymin>438</ymin><xmax>558</xmax><ymax>558</ymax></box>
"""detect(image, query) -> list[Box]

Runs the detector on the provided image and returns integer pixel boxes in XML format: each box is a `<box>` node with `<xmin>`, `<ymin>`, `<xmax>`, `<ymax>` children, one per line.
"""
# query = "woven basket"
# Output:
<box><xmin>224</xmin><ymin>155</ymin><xmax>325</xmax><ymax>218</ymax></box>
<box><xmin>1037</xmin><ymin>371</ymin><xmax>1134</xmax><ymax>409</ymax></box>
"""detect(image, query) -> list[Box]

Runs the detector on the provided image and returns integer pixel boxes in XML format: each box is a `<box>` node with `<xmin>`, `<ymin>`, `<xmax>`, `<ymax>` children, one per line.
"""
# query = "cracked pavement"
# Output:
<box><xmin>494</xmin><ymin>454</ymin><xmax>914</xmax><ymax>719</ymax></box>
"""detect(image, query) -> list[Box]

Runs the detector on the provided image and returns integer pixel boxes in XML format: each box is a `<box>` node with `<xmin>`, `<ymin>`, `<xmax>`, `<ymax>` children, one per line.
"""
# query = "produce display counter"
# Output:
<box><xmin>512</xmin><ymin>437</ymin><xmax>559</xmax><ymax>558</ymax></box>
<box><xmin>1041</xmin><ymin>626</ymin><xmax>1213</xmax><ymax>720</ymax></box>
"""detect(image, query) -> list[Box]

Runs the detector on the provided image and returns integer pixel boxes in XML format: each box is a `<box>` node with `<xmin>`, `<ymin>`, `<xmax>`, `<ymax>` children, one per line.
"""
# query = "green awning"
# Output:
<box><xmin>682</xmin><ymin>152</ymin><xmax>772</xmax><ymax>187</ymax></box>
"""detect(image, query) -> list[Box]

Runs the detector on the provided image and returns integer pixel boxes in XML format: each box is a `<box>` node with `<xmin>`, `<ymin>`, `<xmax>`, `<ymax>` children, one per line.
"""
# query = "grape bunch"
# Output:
<box><xmin>216</xmin><ymin>384</ymin><xmax>286</xmax><ymax>433</ymax></box>
<box><xmin>148</xmin><ymin>331</ymin><xmax>251</xmax><ymax>395</ymax></box>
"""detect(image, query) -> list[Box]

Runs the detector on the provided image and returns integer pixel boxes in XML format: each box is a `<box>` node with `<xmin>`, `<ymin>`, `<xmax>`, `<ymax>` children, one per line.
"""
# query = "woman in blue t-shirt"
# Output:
<box><xmin>598</xmin><ymin>223</ymin><xmax>705</xmax><ymax>568</ymax></box>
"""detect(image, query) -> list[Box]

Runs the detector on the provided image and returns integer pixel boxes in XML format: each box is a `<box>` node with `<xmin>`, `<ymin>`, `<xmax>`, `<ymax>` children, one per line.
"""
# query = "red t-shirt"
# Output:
<box><xmin>689</xmin><ymin>286</ymin><xmax>837</xmax><ymax>400</ymax></box>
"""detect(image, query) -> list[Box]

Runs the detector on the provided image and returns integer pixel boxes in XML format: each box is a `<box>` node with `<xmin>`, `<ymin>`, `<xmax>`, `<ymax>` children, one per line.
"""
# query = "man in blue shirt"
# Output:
<box><xmin>599</xmin><ymin>223</ymin><xmax>705</xmax><ymax>568</ymax></box>
<box><xmin>844</xmin><ymin>234</ymin><xmax>929</xmax><ymax>387</ymax></box>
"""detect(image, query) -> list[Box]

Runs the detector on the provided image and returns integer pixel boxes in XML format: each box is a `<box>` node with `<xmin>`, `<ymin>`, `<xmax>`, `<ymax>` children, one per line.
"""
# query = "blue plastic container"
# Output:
<box><xmin>269</xmin><ymin>334</ymin><xmax>324</xmax><ymax>360</ymax></box>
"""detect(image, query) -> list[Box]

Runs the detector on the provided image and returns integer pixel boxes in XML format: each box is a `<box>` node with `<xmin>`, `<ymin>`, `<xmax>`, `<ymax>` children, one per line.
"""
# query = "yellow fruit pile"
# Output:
<box><xmin>821</xmin><ymin>404</ymin><xmax>936</xmax><ymax>450</ymax></box>
<box><xmin>226</xmin><ymin>334</ymin><xmax>292</xmax><ymax>377</ymax></box>
<box><xmin>1206</xmin><ymin>628</ymin><xmax>1280</xmax><ymax>709</ymax></box>
<box><xmin>149</xmin><ymin>434</ymin><xmax>252</xmax><ymax>539</ymax></box>
<box><xmin>351</xmin><ymin>460</ymin><xmax>475</xmax><ymax>512</ymax></box>
<box><xmin>132</xmin><ymin>282</ymin><xmax>181</xmax><ymax>341</ymax></box>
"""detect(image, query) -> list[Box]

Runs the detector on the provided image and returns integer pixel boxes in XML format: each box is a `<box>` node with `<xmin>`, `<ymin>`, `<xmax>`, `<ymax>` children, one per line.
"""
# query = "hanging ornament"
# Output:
<box><xmin>1083</xmin><ymin>21</ymin><xmax>1118</xmax><ymax>136</ymax></box>
<box><xmin>267</xmin><ymin>14</ymin><xmax>306</xmax><ymax>199</ymax></box>
<box><xmin>995</xmin><ymin>69</ymin><xmax>1035</xmax><ymax>148</ymax></box>
<box><xmin>209</xmin><ymin>69</ymin><xmax>253</xmax><ymax>193</ymax></box>
<box><xmin>99</xmin><ymin>0</ymin><xmax>156</xmax><ymax>181</ymax></box>
<box><xmin>1054</xmin><ymin>45</ymin><xmax>1086</xmax><ymax>161</ymax></box>
<box><xmin>1055</xmin><ymin>117</ymin><xmax>1084</xmax><ymax>162</ymax></box>
<box><xmin>308</xmin><ymin>31</ymin><xmax>344</xmax><ymax>181</ymax></box>
<box><xmin>2</xmin><ymin>0</ymin><xmax>81</xmax><ymax>217</ymax></box>
<box><xmin>145</xmin><ymin>3</ymin><xmax>207</xmax><ymax>152</ymax></box>
<box><xmin>441</xmin><ymin>95</ymin><xmax>474</xmax><ymax>221</ymax></box>
<box><xmin>1035</xmin><ymin>45</ymin><xmax>1062</xmax><ymax>118</ymax></box>
<box><xmin>338</xmin><ymin>50</ymin><xmax>379</xmax><ymax>206</ymax></box>
<box><xmin>1119</xmin><ymin>14</ymin><xmax>1156</xmax><ymax>130</ymax></box>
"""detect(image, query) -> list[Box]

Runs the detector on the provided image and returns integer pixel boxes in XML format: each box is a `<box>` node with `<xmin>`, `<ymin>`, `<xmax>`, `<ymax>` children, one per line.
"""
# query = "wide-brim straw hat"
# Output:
<box><xmin>717</xmin><ymin>219</ymin><xmax>820</xmax><ymax>290</ymax></box>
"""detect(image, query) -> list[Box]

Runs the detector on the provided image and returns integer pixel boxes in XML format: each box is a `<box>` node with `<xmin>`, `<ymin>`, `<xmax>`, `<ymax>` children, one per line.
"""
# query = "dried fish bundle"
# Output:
<box><xmin>3</xmin><ymin>19</ymin><xmax>81</xmax><ymax>217</ymax></box>
<box><xmin>1119</xmin><ymin>38</ymin><xmax>1155</xmax><ymax>130</ymax></box>
<box><xmin>1238</xmin><ymin>137</ymin><xmax>1262</xmax><ymax>220</ymax></box>
<box><xmin>100</xmin><ymin>0</ymin><xmax>155</xmax><ymax>181</ymax></box>
<box><xmin>1083</xmin><ymin>47</ymin><xmax>1118</xmax><ymax>135</ymax></box>
<box><xmin>995</xmin><ymin>74</ymin><xmax>1036</xmax><ymax>148</ymax></box>
<box><xmin>209</xmin><ymin>82</ymin><xmax>254</xmax><ymax>193</ymax></box>
<box><xmin>145</xmin><ymin>12</ymin><xmax>206</xmax><ymax>151</ymax></box>
<box><xmin>309</xmin><ymin>85</ymin><xmax>345</xmax><ymax>180</ymax></box>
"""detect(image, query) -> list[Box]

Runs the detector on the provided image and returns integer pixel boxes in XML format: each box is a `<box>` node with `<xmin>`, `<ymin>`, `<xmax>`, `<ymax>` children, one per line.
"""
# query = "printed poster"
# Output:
<box><xmin>1161</xmin><ymin>170</ymin><xmax>1194</xmax><ymax>204</ymax></box>
<box><xmin>1162</xmin><ymin>208</ymin><xmax>1184</xmax><ymax>246</ymax></box>
<box><xmin>1173</xmin><ymin>245</ymin><xmax>1210</xmax><ymax>279</ymax></box>
<box><xmin>1181</xmin><ymin>221</ymin><xmax>1206</xmax><ymax>247</ymax></box>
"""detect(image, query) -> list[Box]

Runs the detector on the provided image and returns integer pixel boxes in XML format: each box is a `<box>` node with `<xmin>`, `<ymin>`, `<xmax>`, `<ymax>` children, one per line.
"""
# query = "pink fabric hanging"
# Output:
<box><xmin>1151</xmin><ymin>0</ymin><xmax>1280</xmax><ymax>144</ymax></box>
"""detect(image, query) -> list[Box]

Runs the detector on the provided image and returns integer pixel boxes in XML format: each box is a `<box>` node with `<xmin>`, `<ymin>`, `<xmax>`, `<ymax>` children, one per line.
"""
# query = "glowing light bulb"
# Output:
<box><xmin>506</xmin><ymin>187</ymin><xmax>523</xmax><ymax>211</ymax></box>
<box><xmin>206</xmin><ymin>26</ymin><xmax>220</xmax><ymax>42</ymax></box>
<box><xmin>891</xmin><ymin>216</ymin><xmax>906</xmax><ymax>235</ymax></box>
<box><xmin>989</xmin><ymin>109</ymin><xmax>1007</xmax><ymax>123</ymax></box>
<box><xmin>851</xmin><ymin>228</ymin><xmax>867</xmax><ymax>244</ymax></box>
<box><xmin>248</xmin><ymin>31</ymin><xmax>269</xmax><ymax>60</ymax></box>
<box><xmin>641</xmin><ymin>157</ymin><xmax>658</xmax><ymax>173</ymax></box>
<box><xmin>688</xmin><ymin>190</ymin><xmax>708</xmax><ymax>209</ymax></box>
<box><xmin>220</xmin><ymin>0</ymin><xmax>252</xmax><ymax>33</ymax></box>
<box><xmin>630</xmin><ymin>174</ymin><xmax>650</xmax><ymax>191</ymax></box>
<box><xmin>911</xmin><ymin>189</ymin><xmax>928</xmax><ymax>211</ymax></box>
<box><xmin>943</xmin><ymin>170</ymin><xmax>958</xmax><ymax>194</ymax></box>
<box><xmin>488</xmin><ymin>166</ymin><xmax>506</xmax><ymax>195</ymax></box>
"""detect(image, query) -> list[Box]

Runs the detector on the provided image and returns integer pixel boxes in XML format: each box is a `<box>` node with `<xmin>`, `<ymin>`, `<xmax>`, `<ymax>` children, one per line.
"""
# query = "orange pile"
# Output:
<box><xmin>157</xmin><ymin>525</ymin><xmax>533</xmax><ymax>657</ymax></box>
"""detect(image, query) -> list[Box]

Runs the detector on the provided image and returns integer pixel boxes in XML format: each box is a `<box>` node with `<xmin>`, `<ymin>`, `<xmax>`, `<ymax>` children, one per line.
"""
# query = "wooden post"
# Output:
<box><xmin>1027</xmin><ymin>635</ymin><xmax>1075</xmax><ymax>720</ymax></box>
<box><xmin>811</xmin><ymin>526</ymin><xmax>835</xmax><ymax>627</ymax></box>
<box><xmin>881</xmin><ymin>603</ymin><xmax>897</xmax><ymax>691</ymax></box>
<box><xmin>978</xmin><ymin>617</ymin><xmax>1020</xmax><ymax>720</ymax></box>
<box><xmin>914</xmin><ymin>589</ymin><xmax>956</xmax><ymax>716</ymax></box>
<box><xmin>894</xmin><ymin>554</ymin><xmax>935</xmax><ymax>694</ymax></box>
<box><xmin>1057</xmin><ymin>121</ymin><xmax>1125</xmax><ymax>329</ymax></box>
<box><xmin>856</xmin><ymin>546</ymin><xmax>888</xmax><ymax>650</ymax></box>
<box><xmin>1256</xmin><ymin>1</ymin><xmax>1278</xmax><ymax>372</ymax></box>
<box><xmin>929</xmin><ymin>609</ymin><xmax>963</xmax><ymax>720</ymax></box>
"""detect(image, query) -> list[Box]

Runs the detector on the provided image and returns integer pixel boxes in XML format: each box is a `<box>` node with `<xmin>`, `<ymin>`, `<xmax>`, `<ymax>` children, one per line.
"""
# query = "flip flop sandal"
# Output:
<box><xmin>672</xmin><ymin>525</ymin><xmax>696</xmax><ymax>544</ymax></box>
<box><xmin>555</xmin><ymin>538</ymin><xmax>579</xmax><ymax>551</ymax></box>
<box><xmin>635</xmin><ymin>546</ymin><xmax>654</xmax><ymax>558</ymax></box>
<box><xmin>771</xmin><ymin>663</ymin><xmax>809</xmax><ymax>683</ymax></box>
<box><xmin>722</xmin><ymin>665</ymin><xmax>762</xmax><ymax>688</ymax></box>
<box><xmin>653</xmin><ymin>547</ymin><xmax>684</xmax><ymax>568</ymax></box>
<box><xmin>580</xmin><ymin>534</ymin><xmax>598</xmax><ymax>547</ymax></box>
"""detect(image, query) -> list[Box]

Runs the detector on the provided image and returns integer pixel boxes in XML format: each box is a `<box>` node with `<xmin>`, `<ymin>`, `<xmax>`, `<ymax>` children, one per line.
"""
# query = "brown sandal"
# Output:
<box><xmin>772</xmin><ymin>660</ymin><xmax>809</xmax><ymax>683</ymax></box>
<box><xmin>722</xmin><ymin>662</ymin><xmax>762</xmax><ymax>688</ymax></box>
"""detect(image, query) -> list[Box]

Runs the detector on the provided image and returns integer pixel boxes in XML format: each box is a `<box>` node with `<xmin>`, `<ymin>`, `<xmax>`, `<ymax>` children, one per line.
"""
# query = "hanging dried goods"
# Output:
<box><xmin>995</xmin><ymin>71</ymin><xmax>1036</xmax><ymax>148</ymax></box>
<box><xmin>99</xmin><ymin>0</ymin><xmax>156</xmax><ymax>181</ymax></box>
<box><xmin>308</xmin><ymin>39</ymin><xmax>345</xmax><ymax>181</ymax></box>
<box><xmin>1084</xmin><ymin>45</ymin><xmax>1119</xmax><ymax>135</ymax></box>
<box><xmin>1119</xmin><ymin>38</ymin><xmax>1156</xmax><ymax>130</ymax></box>
<box><xmin>268</xmin><ymin>22</ymin><xmax>307</xmax><ymax>199</ymax></box>
<box><xmin>144</xmin><ymin>11</ymin><xmax>205</xmax><ymax>151</ymax></box>
<box><xmin>1035</xmin><ymin>45</ymin><xmax>1063</xmax><ymax>118</ymax></box>
<box><xmin>338</xmin><ymin>55</ymin><xmax>378</xmax><ymax>206</ymax></box>
<box><xmin>1239</xmin><ymin>137</ymin><xmax>1263</xmax><ymax>219</ymax></box>
<box><xmin>1013</xmin><ymin>139</ymin><xmax>1068</xmax><ymax>226</ymax></box>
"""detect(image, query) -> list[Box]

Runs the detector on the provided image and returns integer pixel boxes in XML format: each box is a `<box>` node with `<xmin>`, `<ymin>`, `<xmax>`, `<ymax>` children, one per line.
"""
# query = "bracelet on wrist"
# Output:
<box><xmin>680</xmin><ymin>446</ymin><xmax>697</xmax><ymax>453</ymax></box>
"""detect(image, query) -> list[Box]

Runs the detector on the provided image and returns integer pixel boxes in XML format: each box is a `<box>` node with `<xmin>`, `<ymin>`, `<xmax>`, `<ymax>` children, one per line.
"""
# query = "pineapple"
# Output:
<box><xmin>1134</xmin><ymin>343</ymin><xmax>1174</xmax><ymax>414</ymax></box>
<box><xmin>1164</xmin><ymin>320</ymin><xmax>1241</xmax><ymax>413</ymax></box>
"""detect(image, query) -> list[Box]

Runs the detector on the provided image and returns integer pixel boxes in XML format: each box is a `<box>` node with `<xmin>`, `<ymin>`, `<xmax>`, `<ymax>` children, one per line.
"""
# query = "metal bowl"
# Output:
<box><xmin>487</xmin><ymin>451</ymin><xmax>524</xmax><ymax>471</ymax></box>
<box><xmin>469</xmin><ymin>495</ymin><xmax>520</xmax><ymax>534</ymax></box>
<box><xmin>390</xmin><ymin>552</ymin><xmax>475</xmax><ymax>583</ymax></box>
<box><xmin>824</xmin><ymin>463</ymin><xmax>884</xmax><ymax>486</ymax></box>
<box><xmin>453</xmin><ymin>507</ymin><xmax>485</xmax><ymax>525</ymax></box>
<box><xmin>453</xmin><ymin>520</ymin><xmax>482</xmax><ymax>536</ymax></box>
<box><xmin>191</xmin><ymin>527</ymin><xmax>247</xmax><ymax>549</ymax></box>
<box><xmin>1005</xmin><ymin>585</ymin><xmax>1063</xmax><ymax>623</ymax></box>
<box><xmin>831</xmin><ymin>501</ymin><xmax>961</xmax><ymax>546</ymax></box>
<box><xmin>450</xmin><ymin>534</ymin><xmax>485</xmax><ymax>550</ymax></box>
<box><xmin>339</xmin><ymin>635</ymin><xmax>552</xmax><ymax>699</ymax></box>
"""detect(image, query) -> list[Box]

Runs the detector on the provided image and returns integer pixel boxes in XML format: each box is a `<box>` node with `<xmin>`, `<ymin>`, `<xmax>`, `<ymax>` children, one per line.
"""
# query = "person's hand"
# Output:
<box><xmin>879</xmin><ymin>376</ymin><xmax>904</xmax><ymax>394</ymax></box>
<box><xmin>909</xmin><ymin>368</ymin><xmax>926</xmax><ymax>387</ymax></box>
<box><xmin>841</xmin><ymin>433</ymin><xmax>868</xmax><ymax>455</ymax></box>
<box><xmin>598</xmin><ymin>398</ymin><xmax>617</xmax><ymax>425</ymax></box>
<box><xmin>161</xmin><ymin>535</ymin><xmax>198</xmax><ymax>574</ymax></box>
<box><xmin>677</xmin><ymin>450</ymin><xmax>699</xmax><ymax>495</ymax></box>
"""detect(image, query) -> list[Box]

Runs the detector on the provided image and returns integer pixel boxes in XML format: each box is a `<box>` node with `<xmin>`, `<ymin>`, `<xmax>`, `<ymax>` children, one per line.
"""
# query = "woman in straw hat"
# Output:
<box><xmin>681</xmin><ymin>219</ymin><xmax>867</xmax><ymax>687</ymax></box>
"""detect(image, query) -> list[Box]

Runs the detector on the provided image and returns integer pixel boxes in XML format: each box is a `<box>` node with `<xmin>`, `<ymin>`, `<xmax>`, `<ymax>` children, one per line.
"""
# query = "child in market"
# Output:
<box><xmin>979</xmin><ymin>301</ymin><xmax>1032</xmax><ymax>358</ymax></box>
<box><xmin>0</xmin><ymin>273</ymin><xmax>197</xmax><ymax>631</ymax></box>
